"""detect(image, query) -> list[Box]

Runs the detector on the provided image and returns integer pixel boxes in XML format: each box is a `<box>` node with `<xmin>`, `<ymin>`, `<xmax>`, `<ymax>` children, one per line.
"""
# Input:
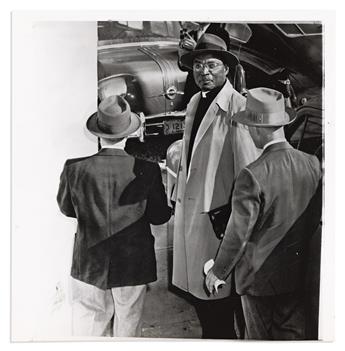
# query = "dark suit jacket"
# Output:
<box><xmin>57</xmin><ymin>148</ymin><xmax>171</xmax><ymax>289</ymax></box>
<box><xmin>213</xmin><ymin>142</ymin><xmax>322</xmax><ymax>296</ymax></box>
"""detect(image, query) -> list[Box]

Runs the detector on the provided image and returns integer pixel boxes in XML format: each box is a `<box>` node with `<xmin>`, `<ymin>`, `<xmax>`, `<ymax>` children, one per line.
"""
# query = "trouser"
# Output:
<box><xmin>192</xmin><ymin>294</ymin><xmax>244</xmax><ymax>339</ymax></box>
<box><xmin>71</xmin><ymin>278</ymin><xmax>147</xmax><ymax>337</ymax></box>
<box><xmin>241</xmin><ymin>292</ymin><xmax>306</xmax><ymax>340</ymax></box>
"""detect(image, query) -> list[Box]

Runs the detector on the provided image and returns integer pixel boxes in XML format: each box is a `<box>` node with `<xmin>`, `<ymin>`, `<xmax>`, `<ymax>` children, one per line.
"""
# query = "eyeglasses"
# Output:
<box><xmin>192</xmin><ymin>61</ymin><xmax>224</xmax><ymax>72</ymax></box>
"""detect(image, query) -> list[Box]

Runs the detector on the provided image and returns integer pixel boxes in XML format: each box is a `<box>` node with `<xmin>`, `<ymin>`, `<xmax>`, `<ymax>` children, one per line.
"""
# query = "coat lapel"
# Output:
<box><xmin>192</xmin><ymin>104</ymin><xmax>218</xmax><ymax>154</ymax></box>
<box><xmin>187</xmin><ymin>81</ymin><xmax>234</xmax><ymax>178</ymax></box>
<box><xmin>192</xmin><ymin>80</ymin><xmax>233</xmax><ymax>154</ymax></box>
<box><xmin>182</xmin><ymin>93</ymin><xmax>200</xmax><ymax>172</ymax></box>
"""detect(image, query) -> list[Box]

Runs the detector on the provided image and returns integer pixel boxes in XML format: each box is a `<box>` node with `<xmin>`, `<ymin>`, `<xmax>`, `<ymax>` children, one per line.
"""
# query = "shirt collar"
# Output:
<box><xmin>263</xmin><ymin>138</ymin><xmax>287</xmax><ymax>151</ymax></box>
<box><xmin>100</xmin><ymin>138</ymin><xmax>127</xmax><ymax>150</ymax></box>
<box><xmin>201</xmin><ymin>86</ymin><xmax>221</xmax><ymax>99</ymax></box>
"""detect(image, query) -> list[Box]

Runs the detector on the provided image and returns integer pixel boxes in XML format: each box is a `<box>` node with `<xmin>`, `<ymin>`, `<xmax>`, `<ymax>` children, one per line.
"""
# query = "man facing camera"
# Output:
<box><xmin>178</xmin><ymin>22</ymin><xmax>231</xmax><ymax>107</ymax></box>
<box><xmin>57</xmin><ymin>95</ymin><xmax>171</xmax><ymax>337</ymax></box>
<box><xmin>206</xmin><ymin>88</ymin><xmax>322</xmax><ymax>340</ymax></box>
<box><xmin>172</xmin><ymin>33</ymin><xmax>260</xmax><ymax>339</ymax></box>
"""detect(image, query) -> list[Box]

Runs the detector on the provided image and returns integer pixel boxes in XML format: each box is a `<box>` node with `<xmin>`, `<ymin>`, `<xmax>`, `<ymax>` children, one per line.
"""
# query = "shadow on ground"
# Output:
<box><xmin>141</xmin><ymin>218</ymin><xmax>202</xmax><ymax>339</ymax></box>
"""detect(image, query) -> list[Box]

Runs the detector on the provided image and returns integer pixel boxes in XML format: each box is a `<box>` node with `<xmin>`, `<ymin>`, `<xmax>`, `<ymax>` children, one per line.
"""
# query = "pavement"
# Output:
<box><xmin>141</xmin><ymin>218</ymin><xmax>202</xmax><ymax>339</ymax></box>
<box><xmin>139</xmin><ymin>146</ymin><xmax>204</xmax><ymax>338</ymax></box>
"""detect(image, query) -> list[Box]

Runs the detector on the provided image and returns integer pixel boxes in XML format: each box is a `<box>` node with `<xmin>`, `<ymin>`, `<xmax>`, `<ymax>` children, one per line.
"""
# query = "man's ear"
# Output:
<box><xmin>224</xmin><ymin>64</ymin><xmax>229</xmax><ymax>75</ymax></box>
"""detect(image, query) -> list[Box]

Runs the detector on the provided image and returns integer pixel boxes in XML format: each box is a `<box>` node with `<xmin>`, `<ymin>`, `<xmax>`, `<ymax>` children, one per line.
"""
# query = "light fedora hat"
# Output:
<box><xmin>233</xmin><ymin>87</ymin><xmax>296</xmax><ymax>127</ymax></box>
<box><xmin>87</xmin><ymin>95</ymin><xmax>141</xmax><ymax>138</ymax></box>
<box><xmin>180</xmin><ymin>33</ymin><xmax>238</xmax><ymax>69</ymax></box>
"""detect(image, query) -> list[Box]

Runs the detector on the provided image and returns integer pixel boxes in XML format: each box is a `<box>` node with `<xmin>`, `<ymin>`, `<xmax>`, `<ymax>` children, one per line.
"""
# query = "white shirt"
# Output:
<box><xmin>101</xmin><ymin>138</ymin><xmax>127</xmax><ymax>150</ymax></box>
<box><xmin>262</xmin><ymin>138</ymin><xmax>287</xmax><ymax>151</ymax></box>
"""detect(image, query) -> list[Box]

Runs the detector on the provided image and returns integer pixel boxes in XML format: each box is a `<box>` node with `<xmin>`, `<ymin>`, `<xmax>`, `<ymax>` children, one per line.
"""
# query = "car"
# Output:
<box><xmin>285</xmin><ymin>95</ymin><xmax>322</xmax><ymax>159</ymax></box>
<box><xmin>97</xmin><ymin>21</ymin><xmax>186</xmax><ymax>139</ymax></box>
<box><xmin>97</xmin><ymin>21</ymin><xmax>322</xmax><ymax>150</ymax></box>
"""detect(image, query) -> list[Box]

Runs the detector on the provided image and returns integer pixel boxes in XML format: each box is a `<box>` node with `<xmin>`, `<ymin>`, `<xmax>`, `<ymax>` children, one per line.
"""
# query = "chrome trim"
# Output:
<box><xmin>98</xmin><ymin>40</ymin><xmax>179</xmax><ymax>50</ymax></box>
<box><xmin>144</xmin><ymin>111</ymin><xmax>186</xmax><ymax>120</ymax></box>
<box><xmin>98</xmin><ymin>73</ymin><xmax>135</xmax><ymax>84</ymax></box>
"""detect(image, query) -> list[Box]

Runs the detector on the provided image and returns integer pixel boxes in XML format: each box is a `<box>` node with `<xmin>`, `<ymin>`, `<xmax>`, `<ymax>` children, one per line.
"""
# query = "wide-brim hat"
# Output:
<box><xmin>233</xmin><ymin>87</ymin><xmax>296</xmax><ymax>127</ymax></box>
<box><xmin>87</xmin><ymin>95</ymin><xmax>141</xmax><ymax>138</ymax></box>
<box><xmin>180</xmin><ymin>33</ymin><xmax>239</xmax><ymax>70</ymax></box>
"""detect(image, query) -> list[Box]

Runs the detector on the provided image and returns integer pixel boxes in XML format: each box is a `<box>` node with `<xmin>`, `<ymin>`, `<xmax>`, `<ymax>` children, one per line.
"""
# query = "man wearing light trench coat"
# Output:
<box><xmin>172</xmin><ymin>78</ymin><xmax>260</xmax><ymax>338</ymax></box>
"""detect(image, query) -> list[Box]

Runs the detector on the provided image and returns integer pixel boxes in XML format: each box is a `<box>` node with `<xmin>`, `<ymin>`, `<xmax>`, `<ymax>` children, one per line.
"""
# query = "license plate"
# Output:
<box><xmin>163</xmin><ymin>120</ymin><xmax>185</xmax><ymax>135</ymax></box>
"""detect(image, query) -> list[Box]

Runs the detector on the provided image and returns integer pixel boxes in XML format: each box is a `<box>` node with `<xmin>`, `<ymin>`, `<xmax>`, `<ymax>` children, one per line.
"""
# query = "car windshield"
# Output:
<box><xmin>98</xmin><ymin>21</ymin><xmax>180</xmax><ymax>45</ymax></box>
<box><xmin>274</xmin><ymin>23</ymin><xmax>322</xmax><ymax>37</ymax></box>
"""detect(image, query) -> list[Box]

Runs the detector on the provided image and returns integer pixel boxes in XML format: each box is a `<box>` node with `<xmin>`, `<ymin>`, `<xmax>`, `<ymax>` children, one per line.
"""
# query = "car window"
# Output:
<box><xmin>98</xmin><ymin>21</ymin><xmax>180</xmax><ymax>44</ymax></box>
<box><xmin>275</xmin><ymin>23</ymin><xmax>322</xmax><ymax>37</ymax></box>
<box><xmin>289</xmin><ymin>114</ymin><xmax>322</xmax><ymax>155</ymax></box>
<box><xmin>117</xmin><ymin>21</ymin><xmax>143</xmax><ymax>30</ymax></box>
<box><xmin>298</xmin><ymin>23</ymin><xmax>322</xmax><ymax>35</ymax></box>
<box><xmin>150</xmin><ymin>22</ymin><xmax>172</xmax><ymax>37</ymax></box>
<box><xmin>223</xmin><ymin>23</ymin><xmax>252</xmax><ymax>43</ymax></box>
<box><xmin>290</xmin><ymin>115</ymin><xmax>321</xmax><ymax>142</ymax></box>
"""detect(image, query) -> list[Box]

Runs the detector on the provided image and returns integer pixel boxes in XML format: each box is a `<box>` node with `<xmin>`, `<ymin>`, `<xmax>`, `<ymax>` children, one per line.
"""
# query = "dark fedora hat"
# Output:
<box><xmin>87</xmin><ymin>95</ymin><xmax>141</xmax><ymax>138</ymax></box>
<box><xmin>180</xmin><ymin>33</ymin><xmax>239</xmax><ymax>70</ymax></box>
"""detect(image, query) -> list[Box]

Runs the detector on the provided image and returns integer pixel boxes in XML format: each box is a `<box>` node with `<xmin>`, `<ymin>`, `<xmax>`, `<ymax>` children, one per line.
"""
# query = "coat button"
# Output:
<box><xmin>296</xmin><ymin>251</ymin><xmax>299</xmax><ymax>256</ymax></box>
<box><xmin>177</xmin><ymin>198</ymin><xmax>181</xmax><ymax>203</ymax></box>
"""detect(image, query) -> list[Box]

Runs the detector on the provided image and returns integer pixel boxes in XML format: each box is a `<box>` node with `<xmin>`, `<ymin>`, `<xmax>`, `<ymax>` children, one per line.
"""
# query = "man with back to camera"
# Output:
<box><xmin>57</xmin><ymin>95</ymin><xmax>171</xmax><ymax>337</ymax></box>
<box><xmin>205</xmin><ymin>87</ymin><xmax>322</xmax><ymax>339</ymax></box>
<box><xmin>171</xmin><ymin>33</ymin><xmax>260</xmax><ymax>339</ymax></box>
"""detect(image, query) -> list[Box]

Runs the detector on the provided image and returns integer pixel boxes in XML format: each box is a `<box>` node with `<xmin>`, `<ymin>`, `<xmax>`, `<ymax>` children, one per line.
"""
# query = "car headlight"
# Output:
<box><xmin>98</xmin><ymin>74</ymin><xmax>142</xmax><ymax>114</ymax></box>
<box><xmin>98</xmin><ymin>76</ymin><xmax>127</xmax><ymax>100</ymax></box>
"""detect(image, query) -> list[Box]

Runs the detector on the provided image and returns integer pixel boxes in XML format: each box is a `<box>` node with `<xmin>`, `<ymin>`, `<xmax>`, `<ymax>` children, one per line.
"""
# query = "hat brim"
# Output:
<box><xmin>181</xmin><ymin>49</ymin><xmax>239</xmax><ymax>70</ymax></box>
<box><xmin>232</xmin><ymin>107</ymin><xmax>297</xmax><ymax>127</ymax></box>
<box><xmin>86</xmin><ymin>111</ymin><xmax>141</xmax><ymax>138</ymax></box>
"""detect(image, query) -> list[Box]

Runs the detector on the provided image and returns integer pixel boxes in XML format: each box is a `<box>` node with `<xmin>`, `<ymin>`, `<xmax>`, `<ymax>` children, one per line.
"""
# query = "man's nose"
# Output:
<box><xmin>201</xmin><ymin>65</ymin><xmax>210</xmax><ymax>74</ymax></box>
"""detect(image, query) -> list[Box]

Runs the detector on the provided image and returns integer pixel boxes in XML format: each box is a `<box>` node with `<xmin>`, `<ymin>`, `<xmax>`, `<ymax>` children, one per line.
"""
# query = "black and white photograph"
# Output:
<box><xmin>10</xmin><ymin>10</ymin><xmax>336</xmax><ymax>345</ymax></box>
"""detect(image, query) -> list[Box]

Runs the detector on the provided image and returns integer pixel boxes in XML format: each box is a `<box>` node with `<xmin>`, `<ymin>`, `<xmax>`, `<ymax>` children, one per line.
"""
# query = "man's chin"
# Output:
<box><xmin>199</xmin><ymin>83</ymin><xmax>214</xmax><ymax>91</ymax></box>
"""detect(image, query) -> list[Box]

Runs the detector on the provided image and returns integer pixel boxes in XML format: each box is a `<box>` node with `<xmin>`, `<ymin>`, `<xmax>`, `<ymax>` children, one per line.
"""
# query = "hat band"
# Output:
<box><xmin>195</xmin><ymin>42</ymin><xmax>226</xmax><ymax>52</ymax></box>
<box><xmin>246</xmin><ymin>108</ymin><xmax>289</xmax><ymax>125</ymax></box>
<box><xmin>96</xmin><ymin>114</ymin><xmax>131</xmax><ymax>135</ymax></box>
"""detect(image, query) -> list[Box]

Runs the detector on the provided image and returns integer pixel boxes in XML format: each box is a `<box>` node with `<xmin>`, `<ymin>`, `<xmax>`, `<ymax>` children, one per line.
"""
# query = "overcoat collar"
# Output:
<box><xmin>187</xmin><ymin>79</ymin><xmax>234</xmax><ymax>169</ymax></box>
<box><xmin>215</xmin><ymin>79</ymin><xmax>233</xmax><ymax>112</ymax></box>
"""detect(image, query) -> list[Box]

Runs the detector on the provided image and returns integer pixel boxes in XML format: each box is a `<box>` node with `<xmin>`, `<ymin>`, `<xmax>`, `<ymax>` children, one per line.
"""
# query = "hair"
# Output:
<box><xmin>101</xmin><ymin>137</ymin><xmax>126</xmax><ymax>145</ymax></box>
<box><xmin>261</xmin><ymin>126</ymin><xmax>283</xmax><ymax>132</ymax></box>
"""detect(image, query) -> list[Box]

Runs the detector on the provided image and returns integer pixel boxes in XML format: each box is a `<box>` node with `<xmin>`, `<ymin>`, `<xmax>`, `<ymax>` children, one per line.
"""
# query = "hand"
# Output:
<box><xmin>180</xmin><ymin>35</ymin><xmax>197</xmax><ymax>50</ymax></box>
<box><xmin>205</xmin><ymin>269</ymin><xmax>220</xmax><ymax>295</ymax></box>
<box><xmin>170</xmin><ymin>201</ymin><xmax>176</xmax><ymax>215</ymax></box>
